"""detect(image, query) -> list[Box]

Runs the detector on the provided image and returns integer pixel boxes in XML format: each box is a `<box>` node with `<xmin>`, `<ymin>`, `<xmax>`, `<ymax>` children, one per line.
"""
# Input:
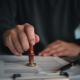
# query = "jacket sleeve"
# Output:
<box><xmin>0</xmin><ymin>0</ymin><xmax>17</xmax><ymax>54</ymax></box>
<box><xmin>72</xmin><ymin>39</ymin><xmax>80</xmax><ymax>46</ymax></box>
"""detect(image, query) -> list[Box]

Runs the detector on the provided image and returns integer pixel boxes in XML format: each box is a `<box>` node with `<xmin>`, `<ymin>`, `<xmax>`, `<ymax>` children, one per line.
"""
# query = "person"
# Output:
<box><xmin>0</xmin><ymin>0</ymin><xmax>80</xmax><ymax>57</ymax></box>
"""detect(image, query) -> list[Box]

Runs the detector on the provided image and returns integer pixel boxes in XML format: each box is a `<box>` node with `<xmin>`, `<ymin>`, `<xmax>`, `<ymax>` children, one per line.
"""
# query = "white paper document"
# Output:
<box><xmin>0</xmin><ymin>55</ymin><xmax>80</xmax><ymax>80</ymax></box>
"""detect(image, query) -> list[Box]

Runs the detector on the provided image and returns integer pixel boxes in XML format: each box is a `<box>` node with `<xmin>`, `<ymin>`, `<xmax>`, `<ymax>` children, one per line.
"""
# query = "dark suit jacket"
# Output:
<box><xmin>0</xmin><ymin>0</ymin><xmax>80</xmax><ymax>55</ymax></box>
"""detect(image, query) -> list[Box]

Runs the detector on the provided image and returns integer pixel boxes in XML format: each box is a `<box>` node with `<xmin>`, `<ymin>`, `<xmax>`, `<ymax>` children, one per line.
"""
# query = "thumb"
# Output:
<box><xmin>35</xmin><ymin>34</ymin><xmax>40</xmax><ymax>43</ymax></box>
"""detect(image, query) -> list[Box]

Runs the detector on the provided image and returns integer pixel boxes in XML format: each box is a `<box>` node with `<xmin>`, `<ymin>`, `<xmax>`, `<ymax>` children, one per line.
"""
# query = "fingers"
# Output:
<box><xmin>35</xmin><ymin>34</ymin><xmax>40</xmax><ymax>43</ymax></box>
<box><xmin>11</xmin><ymin>31</ymin><xmax>24</xmax><ymax>54</ymax></box>
<box><xmin>53</xmin><ymin>51</ymin><xmax>66</xmax><ymax>57</ymax></box>
<box><xmin>38</xmin><ymin>40</ymin><xmax>62</xmax><ymax>56</ymax></box>
<box><xmin>38</xmin><ymin>40</ymin><xmax>67</xmax><ymax>56</ymax></box>
<box><xmin>17</xmin><ymin>29</ymin><xmax>29</xmax><ymax>51</ymax></box>
<box><xmin>5</xmin><ymin>35</ymin><xmax>20</xmax><ymax>56</ymax></box>
<box><xmin>39</xmin><ymin>40</ymin><xmax>79</xmax><ymax>57</ymax></box>
<box><xmin>24</xmin><ymin>23</ymin><xmax>40</xmax><ymax>45</ymax></box>
<box><xmin>15</xmin><ymin>23</ymin><xmax>38</xmax><ymax>51</ymax></box>
<box><xmin>39</xmin><ymin>40</ymin><xmax>61</xmax><ymax>53</ymax></box>
<box><xmin>24</xmin><ymin>23</ymin><xmax>35</xmax><ymax>45</ymax></box>
<box><xmin>39</xmin><ymin>46</ymin><xmax>65</xmax><ymax>56</ymax></box>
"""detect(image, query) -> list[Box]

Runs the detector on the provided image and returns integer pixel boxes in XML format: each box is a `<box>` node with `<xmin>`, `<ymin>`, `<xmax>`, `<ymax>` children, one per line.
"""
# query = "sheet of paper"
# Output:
<box><xmin>0</xmin><ymin>56</ymin><xmax>69</xmax><ymax>74</ymax></box>
<box><xmin>0</xmin><ymin>55</ymin><xmax>79</xmax><ymax>80</ymax></box>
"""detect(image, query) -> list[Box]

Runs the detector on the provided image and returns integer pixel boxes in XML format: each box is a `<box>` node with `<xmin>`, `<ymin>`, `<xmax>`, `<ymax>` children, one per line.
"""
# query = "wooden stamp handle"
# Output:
<box><xmin>28</xmin><ymin>45</ymin><xmax>34</xmax><ymax>61</ymax></box>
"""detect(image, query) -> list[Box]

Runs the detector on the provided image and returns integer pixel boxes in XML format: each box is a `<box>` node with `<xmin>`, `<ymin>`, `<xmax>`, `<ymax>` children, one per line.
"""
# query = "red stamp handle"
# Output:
<box><xmin>28</xmin><ymin>45</ymin><xmax>34</xmax><ymax>61</ymax></box>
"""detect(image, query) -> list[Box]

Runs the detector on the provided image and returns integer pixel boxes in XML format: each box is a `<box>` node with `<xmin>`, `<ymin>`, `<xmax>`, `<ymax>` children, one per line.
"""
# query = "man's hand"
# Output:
<box><xmin>38</xmin><ymin>40</ymin><xmax>80</xmax><ymax>57</ymax></box>
<box><xmin>3</xmin><ymin>23</ymin><xmax>40</xmax><ymax>56</ymax></box>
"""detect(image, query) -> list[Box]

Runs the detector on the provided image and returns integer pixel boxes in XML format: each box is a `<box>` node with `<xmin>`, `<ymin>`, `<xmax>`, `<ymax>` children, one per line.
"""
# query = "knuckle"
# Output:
<box><xmin>24</xmin><ymin>23</ymin><xmax>29</xmax><ymax>26</ymax></box>
<box><xmin>61</xmin><ymin>41</ymin><xmax>64</xmax><ymax>44</ymax></box>
<box><xmin>56</xmin><ymin>40</ymin><xmax>60</xmax><ymax>42</ymax></box>
<box><xmin>24</xmin><ymin>23</ymin><xmax>33</xmax><ymax>27</ymax></box>
<box><xmin>16</xmin><ymin>25</ymin><xmax>22</xmax><ymax>30</ymax></box>
<box><xmin>16</xmin><ymin>25</ymin><xmax>21</xmax><ymax>28</ymax></box>
<box><xmin>24</xmin><ymin>23</ymin><xmax>34</xmax><ymax>30</ymax></box>
<box><xmin>10</xmin><ymin>29</ymin><xmax>15</xmax><ymax>35</ymax></box>
<box><xmin>61</xmin><ymin>41</ymin><xmax>66</xmax><ymax>45</ymax></box>
<box><xmin>27</xmin><ymin>26</ymin><xmax>34</xmax><ymax>31</ymax></box>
